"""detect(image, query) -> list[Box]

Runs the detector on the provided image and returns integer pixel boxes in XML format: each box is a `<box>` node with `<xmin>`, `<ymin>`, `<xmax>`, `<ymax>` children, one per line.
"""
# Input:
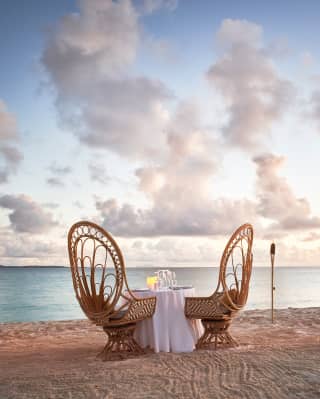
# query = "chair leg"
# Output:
<box><xmin>196</xmin><ymin>319</ymin><xmax>238</xmax><ymax>350</ymax></box>
<box><xmin>98</xmin><ymin>324</ymin><xmax>145</xmax><ymax>361</ymax></box>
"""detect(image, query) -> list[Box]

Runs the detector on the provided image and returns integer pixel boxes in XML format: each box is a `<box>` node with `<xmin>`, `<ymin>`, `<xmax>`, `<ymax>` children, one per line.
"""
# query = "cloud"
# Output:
<box><xmin>96</xmin><ymin>150</ymin><xmax>320</xmax><ymax>238</ymax></box>
<box><xmin>0</xmin><ymin>146</ymin><xmax>23</xmax><ymax>183</ymax></box>
<box><xmin>216</xmin><ymin>19</ymin><xmax>262</xmax><ymax>48</ymax></box>
<box><xmin>140</xmin><ymin>0</ymin><xmax>178</xmax><ymax>14</ymax></box>
<box><xmin>207</xmin><ymin>19</ymin><xmax>294</xmax><ymax>150</ymax></box>
<box><xmin>43</xmin><ymin>0</ymin><xmax>139</xmax><ymax>87</ymax></box>
<box><xmin>0</xmin><ymin>194</ymin><xmax>58</xmax><ymax>233</ymax></box>
<box><xmin>1</xmin><ymin>146</ymin><xmax>22</xmax><ymax>164</ymax></box>
<box><xmin>78</xmin><ymin>78</ymin><xmax>172</xmax><ymax>157</ymax></box>
<box><xmin>46</xmin><ymin>163</ymin><xmax>72</xmax><ymax>187</ymax></box>
<box><xmin>302</xmin><ymin>232</ymin><xmax>320</xmax><ymax>242</ymax></box>
<box><xmin>42</xmin><ymin>0</ymin><xmax>172</xmax><ymax>160</ymax></box>
<box><xmin>309</xmin><ymin>90</ymin><xmax>320</xmax><ymax>132</ymax></box>
<box><xmin>271</xmin><ymin>241</ymin><xmax>320</xmax><ymax>266</ymax></box>
<box><xmin>0</xmin><ymin>100</ymin><xmax>23</xmax><ymax>183</ymax></box>
<box><xmin>46</xmin><ymin>177</ymin><xmax>64</xmax><ymax>187</ymax></box>
<box><xmin>95</xmin><ymin>102</ymin><xmax>256</xmax><ymax>237</ymax></box>
<box><xmin>0</xmin><ymin>100</ymin><xmax>19</xmax><ymax>140</ymax></box>
<box><xmin>96</xmin><ymin>197</ymin><xmax>256</xmax><ymax>237</ymax></box>
<box><xmin>120</xmin><ymin>236</ymin><xmax>222</xmax><ymax>267</ymax></box>
<box><xmin>0</xmin><ymin>233</ymin><xmax>58</xmax><ymax>258</ymax></box>
<box><xmin>0</xmin><ymin>227</ymin><xmax>66</xmax><ymax>266</ymax></box>
<box><xmin>89</xmin><ymin>162</ymin><xmax>111</xmax><ymax>185</ymax></box>
<box><xmin>48</xmin><ymin>163</ymin><xmax>72</xmax><ymax>175</ymax></box>
<box><xmin>254</xmin><ymin>153</ymin><xmax>320</xmax><ymax>230</ymax></box>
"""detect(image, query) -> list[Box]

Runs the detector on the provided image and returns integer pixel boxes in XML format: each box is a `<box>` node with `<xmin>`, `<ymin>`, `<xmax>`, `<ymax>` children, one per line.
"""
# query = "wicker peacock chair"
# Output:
<box><xmin>185</xmin><ymin>223</ymin><xmax>253</xmax><ymax>349</ymax></box>
<box><xmin>68</xmin><ymin>221</ymin><xmax>156</xmax><ymax>360</ymax></box>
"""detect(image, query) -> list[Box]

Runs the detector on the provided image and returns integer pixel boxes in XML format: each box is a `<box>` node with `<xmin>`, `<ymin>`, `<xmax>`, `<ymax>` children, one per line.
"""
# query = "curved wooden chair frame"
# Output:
<box><xmin>185</xmin><ymin>223</ymin><xmax>253</xmax><ymax>349</ymax></box>
<box><xmin>68</xmin><ymin>221</ymin><xmax>156</xmax><ymax>360</ymax></box>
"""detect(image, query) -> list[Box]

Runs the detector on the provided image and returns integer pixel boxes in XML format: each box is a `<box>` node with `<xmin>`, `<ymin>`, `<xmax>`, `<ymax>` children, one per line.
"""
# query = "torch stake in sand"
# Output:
<box><xmin>270</xmin><ymin>242</ymin><xmax>276</xmax><ymax>323</ymax></box>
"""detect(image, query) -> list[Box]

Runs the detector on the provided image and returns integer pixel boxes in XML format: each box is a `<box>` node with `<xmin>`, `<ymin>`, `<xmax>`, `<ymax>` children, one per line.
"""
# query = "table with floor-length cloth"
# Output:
<box><xmin>133</xmin><ymin>287</ymin><xmax>203</xmax><ymax>353</ymax></box>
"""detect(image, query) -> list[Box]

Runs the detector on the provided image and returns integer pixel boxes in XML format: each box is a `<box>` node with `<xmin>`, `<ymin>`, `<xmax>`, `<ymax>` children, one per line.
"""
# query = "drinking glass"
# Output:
<box><xmin>158</xmin><ymin>270</ymin><xmax>165</xmax><ymax>290</ymax></box>
<box><xmin>171</xmin><ymin>271</ymin><xmax>177</xmax><ymax>288</ymax></box>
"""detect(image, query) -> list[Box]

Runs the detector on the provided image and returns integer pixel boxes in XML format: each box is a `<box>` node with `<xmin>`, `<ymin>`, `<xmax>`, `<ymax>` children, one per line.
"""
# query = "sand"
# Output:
<box><xmin>0</xmin><ymin>307</ymin><xmax>319</xmax><ymax>399</ymax></box>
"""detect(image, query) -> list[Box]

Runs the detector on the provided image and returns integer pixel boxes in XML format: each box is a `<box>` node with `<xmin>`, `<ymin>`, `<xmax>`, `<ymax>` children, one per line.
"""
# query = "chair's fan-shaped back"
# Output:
<box><xmin>68</xmin><ymin>221</ymin><xmax>125</xmax><ymax>322</ymax></box>
<box><xmin>218</xmin><ymin>223</ymin><xmax>253</xmax><ymax>311</ymax></box>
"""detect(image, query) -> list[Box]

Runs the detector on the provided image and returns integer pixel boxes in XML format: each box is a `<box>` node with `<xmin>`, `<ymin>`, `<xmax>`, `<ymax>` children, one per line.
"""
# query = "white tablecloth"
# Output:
<box><xmin>134</xmin><ymin>288</ymin><xmax>203</xmax><ymax>353</ymax></box>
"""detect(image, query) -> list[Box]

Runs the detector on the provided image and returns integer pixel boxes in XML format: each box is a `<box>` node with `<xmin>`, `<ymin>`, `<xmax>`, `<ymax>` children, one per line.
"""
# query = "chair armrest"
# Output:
<box><xmin>97</xmin><ymin>294</ymin><xmax>156</xmax><ymax>327</ymax></box>
<box><xmin>124</xmin><ymin>295</ymin><xmax>157</xmax><ymax>323</ymax></box>
<box><xmin>185</xmin><ymin>293</ymin><xmax>228</xmax><ymax>319</ymax></box>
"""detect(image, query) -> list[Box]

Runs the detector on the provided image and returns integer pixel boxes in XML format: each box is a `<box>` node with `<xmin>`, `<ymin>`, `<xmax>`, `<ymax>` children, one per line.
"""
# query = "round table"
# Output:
<box><xmin>133</xmin><ymin>287</ymin><xmax>203</xmax><ymax>353</ymax></box>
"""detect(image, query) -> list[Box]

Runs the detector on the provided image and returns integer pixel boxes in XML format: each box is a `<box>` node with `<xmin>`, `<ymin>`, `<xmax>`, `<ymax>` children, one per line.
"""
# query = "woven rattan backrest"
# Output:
<box><xmin>217</xmin><ymin>223</ymin><xmax>253</xmax><ymax>311</ymax></box>
<box><xmin>68</xmin><ymin>221</ymin><xmax>125</xmax><ymax>321</ymax></box>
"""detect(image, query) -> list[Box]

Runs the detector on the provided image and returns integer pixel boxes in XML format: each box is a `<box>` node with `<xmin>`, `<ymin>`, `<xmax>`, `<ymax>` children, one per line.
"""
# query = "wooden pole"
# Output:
<box><xmin>270</xmin><ymin>242</ymin><xmax>276</xmax><ymax>323</ymax></box>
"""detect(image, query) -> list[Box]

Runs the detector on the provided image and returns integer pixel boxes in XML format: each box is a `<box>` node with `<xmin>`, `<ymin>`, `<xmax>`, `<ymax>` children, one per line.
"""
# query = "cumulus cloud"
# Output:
<box><xmin>254</xmin><ymin>153</ymin><xmax>320</xmax><ymax>230</ymax></box>
<box><xmin>0</xmin><ymin>100</ymin><xmax>23</xmax><ymax>183</ymax></box>
<box><xmin>96</xmin><ymin>102</ymin><xmax>256</xmax><ymax>237</ymax></box>
<box><xmin>207</xmin><ymin>19</ymin><xmax>294</xmax><ymax>150</ymax></box>
<box><xmin>97</xmin><ymin>197</ymin><xmax>256</xmax><ymax>237</ymax></box>
<box><xmin>42</xmin><ymin>0</ymin><xmax>172</xmax><ymax>160</ymax></box>
<box><xmin>43</xmin><ymin>0</ymin><xmax>139</xmax><ymax>87</ymax></box>
<box><xmin>216</xmin><ymin>19</ymin><xmax>262</xmax><ymax>48</ymax></box>
<box><xmin>0</xmin><ymin>194</ymin><xmax>57</xmax><ymax>233</ymax></box>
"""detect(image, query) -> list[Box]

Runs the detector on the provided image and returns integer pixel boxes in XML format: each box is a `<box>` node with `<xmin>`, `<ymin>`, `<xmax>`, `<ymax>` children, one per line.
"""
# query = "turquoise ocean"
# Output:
<box><xmin>0</xmin><ymin>266</ymin><xmax>319</xmax><ymax>323</ymax></box>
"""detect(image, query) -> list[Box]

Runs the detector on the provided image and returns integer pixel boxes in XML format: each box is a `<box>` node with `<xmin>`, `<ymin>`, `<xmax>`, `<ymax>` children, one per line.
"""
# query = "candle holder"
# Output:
<box><xmin>147</xmin><ymin>276</ymin><xmax>158</xmax><ymax>290</ymax></box>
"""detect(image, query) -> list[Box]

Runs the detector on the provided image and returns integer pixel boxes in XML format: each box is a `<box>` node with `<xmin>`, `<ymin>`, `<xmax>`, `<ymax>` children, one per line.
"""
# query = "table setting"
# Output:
<box><xmin>132</xmin><ymin>269</ymin><xmax>203</xmax><ymax>353</ymax></box>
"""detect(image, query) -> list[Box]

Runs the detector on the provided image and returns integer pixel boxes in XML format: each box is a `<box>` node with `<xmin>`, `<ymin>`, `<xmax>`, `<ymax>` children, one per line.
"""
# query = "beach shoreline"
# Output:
<box><xmin>1</xmin><ymin>307</ymin><xmax>319</xmax><ymax>398</ymax></box>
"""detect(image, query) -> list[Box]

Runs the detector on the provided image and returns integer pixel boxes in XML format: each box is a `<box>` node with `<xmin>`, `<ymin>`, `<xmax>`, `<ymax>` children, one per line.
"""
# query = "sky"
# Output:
<box><xmin>0</xmin><ymin>0</ymin><xmax>320</xmax><ymax>267</ymax></box>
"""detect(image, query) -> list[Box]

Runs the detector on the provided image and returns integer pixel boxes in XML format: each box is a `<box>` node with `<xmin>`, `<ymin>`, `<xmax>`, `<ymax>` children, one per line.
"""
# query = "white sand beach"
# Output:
<box><xmin>0</xmin><ymin>307</ymin><xmax>319</xmax><ymax>398</ymax></box>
